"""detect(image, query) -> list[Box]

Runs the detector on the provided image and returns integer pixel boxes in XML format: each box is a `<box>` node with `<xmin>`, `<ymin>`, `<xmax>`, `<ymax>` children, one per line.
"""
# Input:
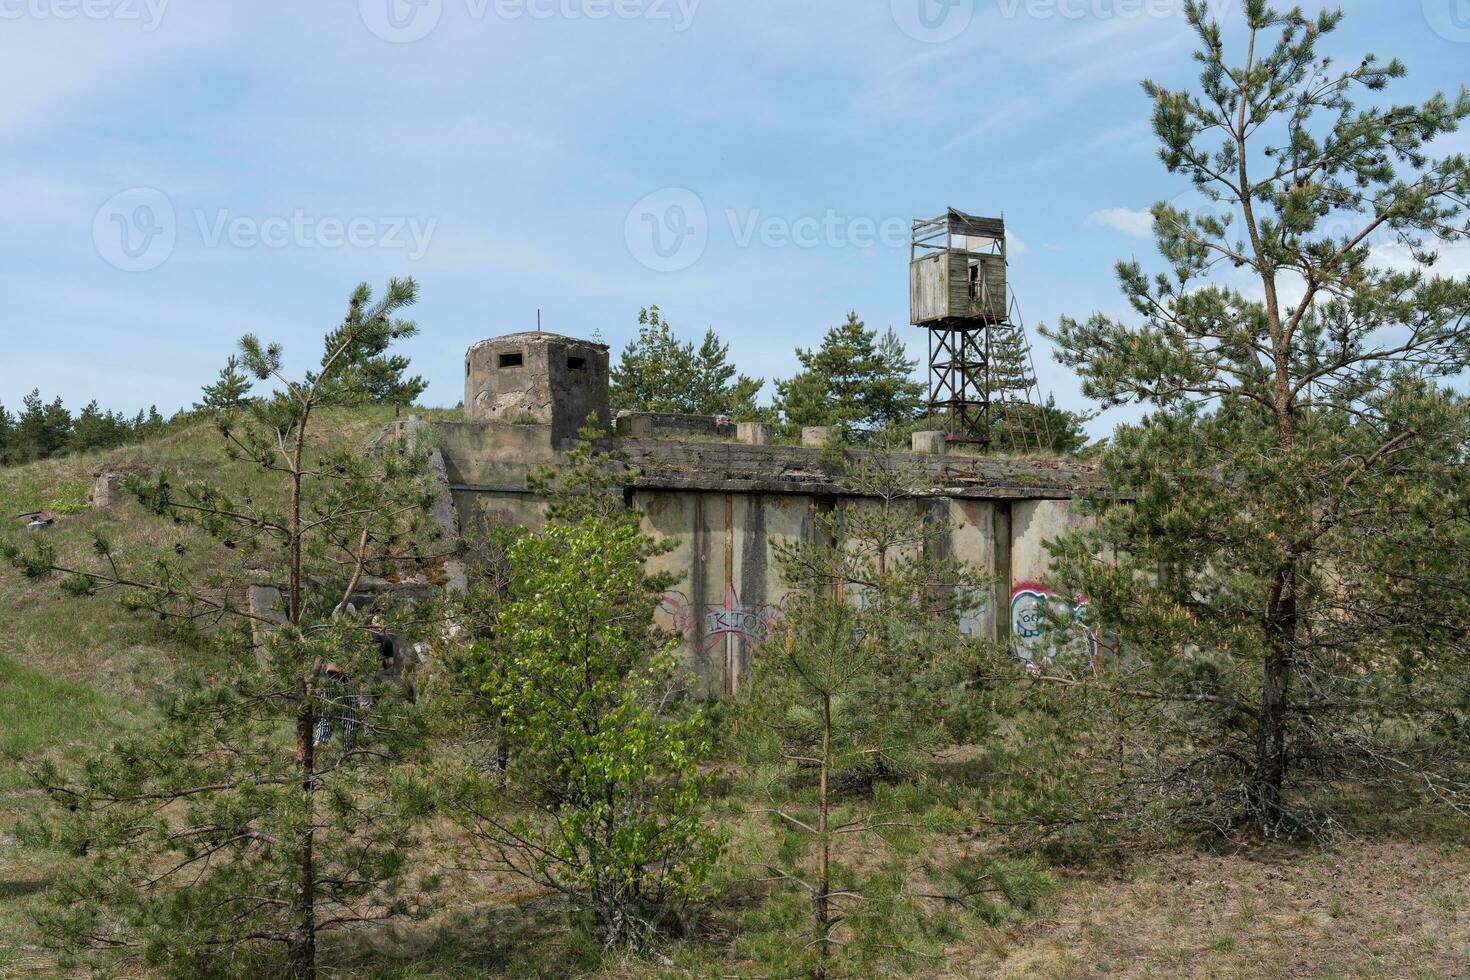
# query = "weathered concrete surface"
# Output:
<box><xmin>374</xmin><ymin>417</ymin><xmax>469</xmax><ymax>593</ymax></box>
<box><xmin>737</xmin><ymin>422</ymin><xmax>772</xmax><ymax>446</ymax></box>
<box><xmin>247</xmin><ymin>584</ymin><xmax>287</xmax><ymax>670</ymax></box>
<box><xmin>613</xmin><ymin>439</ymin><xmax>1103</xmax><ymax>500</ymax></box>
<box><xmin>440</xmin><ymin>330</ymin><xmax>1106</xmax><ymax>697</ymax></box>
<box><xmin>802</xmin><ymin>426</ymin><xmax>836</xmax><ymax>447</ymax></box>
<box><xmin>616</xmin><ymin>412</ymin><xmax>735</xmax><ymax>440</ymax></box>
<box><xmin>911</xmin><ymin>431</ymin><xmax>948</xmax><ymax>455</ymax></box>
<box><xmin>91</xmin><ymin>470</ymin><xmax>128</xmax><ymax>508</ymax></box>
<box><xmin>440</xmin><ymin>427</ymin><xmax>1102</xmax><ymax>697</ymax></box>
<box><xmin>464</xmin><ymin>332</ymin><xmax>609</xmax><ymax>446</ymax></box>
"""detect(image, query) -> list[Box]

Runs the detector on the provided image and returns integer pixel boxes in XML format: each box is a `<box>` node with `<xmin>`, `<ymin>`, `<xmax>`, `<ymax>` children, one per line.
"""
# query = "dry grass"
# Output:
<box><xmin>942</xmin><ymin>835</ymin><xmax>1470</xmax><ymax>980</ymax></box>
<box><xmin>1</xmin><ymin>413</ymin><xmax>1466</xmax><ymax>978</ymax></box>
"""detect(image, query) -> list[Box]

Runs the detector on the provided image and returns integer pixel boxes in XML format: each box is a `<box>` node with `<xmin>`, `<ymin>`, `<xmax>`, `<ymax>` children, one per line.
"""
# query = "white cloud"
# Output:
<box><xmin>1084</xmin><ymin>207</ymin><xmax>1154</xmax><ymax>238</ymax></box>
<box><xmin>1369</xmin><ymin>241</ymin><xmax>1470</xmax><ymax>280</ymax></box>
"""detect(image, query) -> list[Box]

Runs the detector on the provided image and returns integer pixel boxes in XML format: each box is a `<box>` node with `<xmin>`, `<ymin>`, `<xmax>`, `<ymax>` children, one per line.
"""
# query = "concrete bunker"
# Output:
<box><xmin>464</xmin><ymin>332</ymin><xmax>610</xmax><ymax>446</ymax></box>
<box><xmin>434</xmin><ymin>330</ymin><xmax>1105</xmax><ymax>698</ymax></box>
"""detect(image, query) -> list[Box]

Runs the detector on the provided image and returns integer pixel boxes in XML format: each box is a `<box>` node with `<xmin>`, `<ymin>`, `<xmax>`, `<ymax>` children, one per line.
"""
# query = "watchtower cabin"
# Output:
<box><xmin>909</xmin><ymin>210</ymin><xmax>1008</xmax><ymax>324</ymax></box>
<box><xmin>909</xmin><ymin>208</ymin><xmax>1052</xmax><ymax>451</ymax></box>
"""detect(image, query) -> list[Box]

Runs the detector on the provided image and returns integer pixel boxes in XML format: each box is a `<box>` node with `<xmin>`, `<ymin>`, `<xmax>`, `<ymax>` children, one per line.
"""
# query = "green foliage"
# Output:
<box><xmin>449</xmin><ymin>515</ymin><xmax>723</xmax><ymax>949</ymax></box>
<box><xmin>609</xmin><ymin>306</ymin><xmax>764</xmax><ymax>418</ymax></box>
<box><xmin>990</xmin><ymin>397</ymin><xmax>1094</xmax><ymax>456</ymax></box>
<box><xmin>0</xmin><ymin>399</ymin><xmax>11</xmax><ymax>464</ymax></box>
<box><xmin>526</xmin><ymin>418</ymin><xmax>638</xmax><ymax>527</ymax></box>
<box><xmin>196</xmin><ymin>354</ymin><xmax>254</xmax><ymax>413</ymax></box>
<box><xmin>70</xmin><ymin>400</ymin><xmax>137</xmax><ymax>453</ymax></box>
<box><xmin>0</xmin><ymin>388</ymin><xmax>181</xmax><ymax>466</ymax></box>
<box><xmin>752</xmin><ymin>448</ymin><xmax>992</xmax><ymax>784</ymax></box>
<box><xmin>773</xmin><ymin>312</ymin><xmax>924</xmax><ymax>439</ymax></box>
<box><xmin>1040</xmin><ymin>1</ymin><xmax>1470</xmax><ymax>836</ymax></box>
<box><xmin>17</xmin><ymin>625</ymin><xmax>434</xmax><ymax>979</ymax></box>
<box><xmin>735</xmin><ymin>446</ymin><xmax>999</xmax><ymax>977</ymax></box>
<box><xmin>922</xmin><ymin>855</ymin><xmax>1055</xmax><ymax>926</ymax></box>
<box><xmin>11</xmin><ymin>389</ymin><xmax>72</xmax><ymax>462</ymax></box>
<box><xmin>315</xmin><ymin>278</ymin><xmax>428</xmax><ymax>406</ymax></box>
<box><xmin>906</xmin><ymin>396</ymin><xmax>1095</xmax><ymax>457</ymax></box>
<box><xmin>43</xmin><ymin>480</ymin><xmax>90</xmax><ymax>515</ymax></box>
<box><xmin>1</xmin><ymin>278</ymin><xmax>444</xmax><ymax>978</ymax></box>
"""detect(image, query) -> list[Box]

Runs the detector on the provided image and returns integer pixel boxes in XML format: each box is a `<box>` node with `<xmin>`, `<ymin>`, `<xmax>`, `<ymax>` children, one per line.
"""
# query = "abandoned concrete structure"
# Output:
<box><xmin>464</xmin><ymin>332</ymin><xmax>611</xmax><ymax>445</ymax></box>
<box><xmin>427</xmin><ymin>331</ymin><xmax>1103</xmax><ymax>698</ymax></box>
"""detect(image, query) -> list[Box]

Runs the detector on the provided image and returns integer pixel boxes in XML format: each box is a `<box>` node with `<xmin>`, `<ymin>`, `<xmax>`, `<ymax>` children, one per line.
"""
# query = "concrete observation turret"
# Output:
<box><xmin>464</xmin><ymin>332</ymin><xmax>610</xmax><ymax>446</ymax></box>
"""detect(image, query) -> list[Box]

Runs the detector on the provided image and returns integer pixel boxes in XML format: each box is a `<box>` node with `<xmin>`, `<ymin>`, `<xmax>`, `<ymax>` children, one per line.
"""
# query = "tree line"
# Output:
<box><xmin>609</xmin><ymin>305</ymin><xmax>1093</xmax><ymax>454</ymax></box>
<box><xmin>0</xmin><ymin>391</ymin><xmax>173</xmax><ymax>467</ymax></box>
<box><xmin>0</xmin><ymin>305</ymin><xmax>430</xmax><ymax>470</ymax></box>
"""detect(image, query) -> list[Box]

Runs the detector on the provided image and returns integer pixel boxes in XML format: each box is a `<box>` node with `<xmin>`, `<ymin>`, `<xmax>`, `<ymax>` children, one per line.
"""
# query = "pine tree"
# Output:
<box><xmin>986</xmin><ymin>322</ymin><xmax>1048</xmax><ymax>452</ymax></box>
<box><xmin>689</xmin><ymin>326</ymin><xmax>764</xmax><ymax>417</ymax></box>
<box><xmin>610</xmin><ymin>306</ymin><xmax>763</xmax><ymax>417</ymax></box>
<box><xmin>68</xmin><ymin>401</ymin><xmax>131</xmax><ymax>453</ymax></box>
<box><xmin>13</xmin><ymin>390</ymin><xmax>72</xmax><ymax>462</ymax></box>
<box><xmin>985</xmin><ymin>397</ymin><xmax>1094</xmax><ymax>456</ymax></box>
<box><xmin>316</xmin><ymin>280</ymin><xmax>428</xmax><ymax>406</ymax></box>
<box><xmin>772</xmin><ymin>313</ymin><xmax>924</xmax><ymax>438</ymax></box>
<box><xmin>0</xmin><ymin>400</ymin><xmax>12</xmax><ymax>465</ymax></box>
<box><xmin>3</xmin><ymin>278</ymin><xmax>445</xmax><ymax>978</ymax></box>
<box><xmin>736</xmin><ymin>445</ymin><xmax>1029</xmax><ymax>977</ymax></box>
<box><xmin>197</xmin><ymin>353</ymin><xmax>254</xmax><ymax>412</ymax></box>
<box><xmin>1041</xmin><ymin>1</ymin><xmax>1470</xmax><ymax>835</ymax></box>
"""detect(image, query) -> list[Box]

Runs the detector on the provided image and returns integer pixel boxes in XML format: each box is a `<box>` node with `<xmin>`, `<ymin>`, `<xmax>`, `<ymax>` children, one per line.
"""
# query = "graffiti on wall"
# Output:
<box><xmin>1010</xmin><ymin>580</ymin><xmax>1099</xmax><ymax>668</ymax></box>
<box><xmin>661</xmin><ymin>586</ymin><xmax>786</xmax><ymax>652</ymax></box>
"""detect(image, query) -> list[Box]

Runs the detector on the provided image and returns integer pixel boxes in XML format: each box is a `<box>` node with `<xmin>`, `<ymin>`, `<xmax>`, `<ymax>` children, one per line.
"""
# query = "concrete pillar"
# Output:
<box><xmin>912</xmin><ymin>430</ymin><xmax>947</xmax><ymax>455</ymax></box>
<box><xmin>737</xmin><ymin>422</ymin><xmax>772</xmax><ymax>446</ymax></box>
<box><xmin>91</xmin><ymin>469</ymin><xmax>127</xmax><ymax>509</ymax></box>
<box><xmin>802</xmin><ymin>426</ymin><xmax>836</xmax><ymax>447</ymax></box>
<box><xmin>615</xmin><ymin>414</ymin><xmax>654</xmax><ymax>438</ymax></box>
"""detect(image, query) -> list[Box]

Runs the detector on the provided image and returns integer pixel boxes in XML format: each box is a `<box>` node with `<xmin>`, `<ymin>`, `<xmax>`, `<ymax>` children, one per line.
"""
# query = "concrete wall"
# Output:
<box><xmin>639</xmin><ymin>490</ymin><xmax>818</xmax><ymax>698</ymax></box>
<box><xmin>439</xmin><ymin>328</ymin><xmax>1105</xmax><ymax>697</ymax></box>
<box><xmin>437</xmin><ymin>420</ymin><xmax>1099</xmax><ymax>696</ymax></box>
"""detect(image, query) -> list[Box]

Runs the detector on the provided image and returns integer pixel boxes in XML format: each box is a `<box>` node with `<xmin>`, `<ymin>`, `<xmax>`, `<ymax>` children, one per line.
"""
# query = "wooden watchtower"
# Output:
<box><xmin>910</xmin><ymin>209</ymin><xmax>1050</xmax><ymax>449</ymax></box>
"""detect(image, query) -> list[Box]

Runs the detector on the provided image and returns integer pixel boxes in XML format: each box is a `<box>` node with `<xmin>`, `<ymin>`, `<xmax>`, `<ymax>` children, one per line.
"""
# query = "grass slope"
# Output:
<box><xmin>1</xmin><ymin>409</ymin><xmax>1467</xmax><ymax>978</ymax></box>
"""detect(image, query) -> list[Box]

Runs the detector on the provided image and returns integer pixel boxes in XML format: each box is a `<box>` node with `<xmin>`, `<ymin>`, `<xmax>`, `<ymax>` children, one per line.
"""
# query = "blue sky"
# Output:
<box><xmin>3</xmin><ymin>0</ymin><xmax>1467</xmax><ymax>437</ymax></box>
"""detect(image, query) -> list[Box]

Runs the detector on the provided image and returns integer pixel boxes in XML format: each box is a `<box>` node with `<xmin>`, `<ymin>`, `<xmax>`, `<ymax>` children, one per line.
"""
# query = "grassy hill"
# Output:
<box><xmin>1</xmin><ymin>410</ymin><xmax>1468</xmax><ymax>978</ymax></box>
<box><xmin>0</xmin><ymin>406</ymin><xmax>466</xmax><ymax>973</ymax></box>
